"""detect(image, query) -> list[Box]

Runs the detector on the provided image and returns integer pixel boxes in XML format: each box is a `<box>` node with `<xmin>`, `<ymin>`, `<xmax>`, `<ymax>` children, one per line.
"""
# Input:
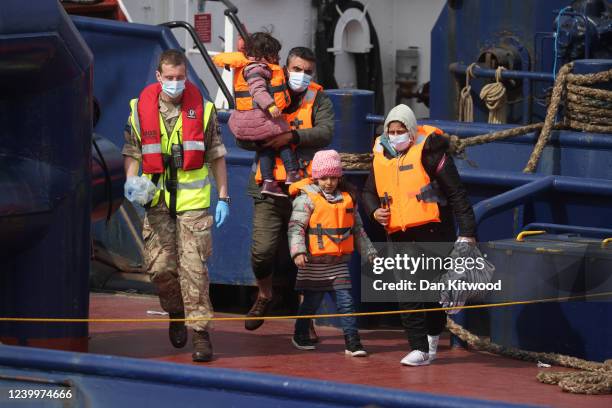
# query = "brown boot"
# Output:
<box><xmin>244</xmin><ymin>296</ymin><xmax>271</xmax><ymax>331</ymax></box>
<box><xmin>169</xmin><ymin>312</ymin><xmax>187</xmax><ymax>349</ymax></box>
<box><xmin>261</xmin><ymin>180</ymin><xmax>288</xmax><ymax>197</ymax></box>
<box><xmin>192</xmin><ymin>330</ymin><xmax>213</xmax><ymax>362</ymax></box>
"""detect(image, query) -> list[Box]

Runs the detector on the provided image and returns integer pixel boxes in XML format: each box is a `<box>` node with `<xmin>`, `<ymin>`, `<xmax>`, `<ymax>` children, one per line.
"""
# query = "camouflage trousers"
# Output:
<box><xmin>142</xmin><ymin>201</ymin><xmax>214</xmax><ymax>331</ymax></box>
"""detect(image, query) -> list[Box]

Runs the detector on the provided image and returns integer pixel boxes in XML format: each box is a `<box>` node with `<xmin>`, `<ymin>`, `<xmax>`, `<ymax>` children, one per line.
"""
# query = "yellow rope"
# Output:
<box><xmin>1</xmin><ymin>291</ymin><xmax>610</xmax><ymax>323</ymax></box>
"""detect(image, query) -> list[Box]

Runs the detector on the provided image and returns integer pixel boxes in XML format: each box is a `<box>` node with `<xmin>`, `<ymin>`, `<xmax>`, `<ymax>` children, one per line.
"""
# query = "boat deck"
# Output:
<box><xmin>89</xmin><ymin>292</ymin><xmax>610</xmax><ymax>407</ymax></box>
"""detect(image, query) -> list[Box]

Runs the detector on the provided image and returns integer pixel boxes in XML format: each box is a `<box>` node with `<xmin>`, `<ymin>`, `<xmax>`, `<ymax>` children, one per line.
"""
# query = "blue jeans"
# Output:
<box><xmin>295</xmin><ymin>289</ymin><xmax>358</xmax><ymax>337</ymax></box>
<box><xmin>259</xmin><ymin>146</ymin><xmax>298</xmax><ymax>181</ymax></box>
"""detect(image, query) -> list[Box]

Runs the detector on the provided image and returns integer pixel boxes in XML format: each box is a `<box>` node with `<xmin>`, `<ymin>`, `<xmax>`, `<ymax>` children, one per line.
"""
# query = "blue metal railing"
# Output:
<box><xmin>0</xmin><ymin>345</ymin><xmax>534</xmax><ymax>408</ymax></box>
<box><xmin>472</xmin><ymin>175</ymin><xmax>612</xmax><ymax>226</ymax></box>
<box><xmin>449</xmin><ymin>63</ymin><xmax>556</xmax><ymax>124</ymax></box>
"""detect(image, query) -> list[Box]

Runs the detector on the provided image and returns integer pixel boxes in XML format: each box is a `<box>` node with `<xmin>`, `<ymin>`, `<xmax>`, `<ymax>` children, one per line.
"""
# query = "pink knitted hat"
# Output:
<box><xmin>311</xmin><ymin>149</ymin><xmax>343</xmax><ymax>179</ymax></box>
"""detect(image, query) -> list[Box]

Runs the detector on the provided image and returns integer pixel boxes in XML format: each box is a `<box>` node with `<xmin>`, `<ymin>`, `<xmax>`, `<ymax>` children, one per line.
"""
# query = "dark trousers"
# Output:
<box><xmin>250</xmin><ymin>195</ymin><xmax>293</xmax><ymax>280</ymax></box>
<box><xmin>399</xmin><ymin>301</ymin><xmax>446</xmax><ymax>352</ymax></box>
<box><xmin>390</xmin><ymin>221</ymin><xmax>456</xmax><ymax>352</ymax></box>
<box><xmin>259</xmin><ymin>146</ymin><xmax>299</xmax><ymax>181</ymax></box>
<box><xmin>295</xmin><ymin>289</ymin><xmax>358</xmax><ymax>338</ymax></box>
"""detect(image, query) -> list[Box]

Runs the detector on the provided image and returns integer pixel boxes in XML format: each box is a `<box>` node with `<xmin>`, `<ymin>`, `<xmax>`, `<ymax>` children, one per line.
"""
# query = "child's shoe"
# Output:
<box><xmin>285</xmin><ymin>170</ymin><xmax>303</xmax><ymax>185</ymax></box>
<box><xmin>261</xmin><ymin>180</ymin><xmax>288</xmax><ymax>197</ymax></box>
<box><xmin>344</xmin><ymin>334</ymin><xmax>367</xmax><ymax>357</ymax></box>
<box><xmin>292</xmin><ymin>335</ymin><xmax>316</xmax><ymax>351</ymax></box>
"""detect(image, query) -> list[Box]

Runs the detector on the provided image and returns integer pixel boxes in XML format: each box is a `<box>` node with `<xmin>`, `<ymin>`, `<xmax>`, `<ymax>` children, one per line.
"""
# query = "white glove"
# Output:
<box><xmin>124</xmin><ymin>175</ymin><xmax>157</xmax><ymax>205</ymax></box>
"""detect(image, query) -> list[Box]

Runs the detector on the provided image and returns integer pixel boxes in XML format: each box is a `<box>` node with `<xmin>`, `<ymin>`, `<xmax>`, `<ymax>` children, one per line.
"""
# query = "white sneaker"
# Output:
<box><xmin>400</xmin><ymin>350</ymin><xmax>430</xmax><ymax>366</ymax></box>
<box><xmin>428</xmin><ymin>335</ymin><xmax>439</xmax><ymax>362</ymax></box>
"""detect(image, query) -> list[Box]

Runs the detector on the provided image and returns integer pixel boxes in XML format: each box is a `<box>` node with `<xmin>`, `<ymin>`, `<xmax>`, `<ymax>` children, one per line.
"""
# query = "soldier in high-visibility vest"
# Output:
<box><xmin>361</xmin><ymin>104</ymin><xmax>476</xmax><ymax>367</ymax></box>
<box><xmin>122</xmin><ymin>50</ymin><xmax>230</xmax><ymax>363</ymax></box>
<box><xmin>236</xmin><ymin>47</ymin><xmax>334</xmax><ymax>333</ymax></box>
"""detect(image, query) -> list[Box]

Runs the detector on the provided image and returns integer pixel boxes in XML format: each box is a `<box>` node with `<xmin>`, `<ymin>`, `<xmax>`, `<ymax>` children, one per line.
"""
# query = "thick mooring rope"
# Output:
<box><xmin>479</xmin><ymin>66</ymin><xmax>508</xmax><ymax>124</ymax></box>
<box><xmin>564</xmin><ymin>69</ymin><xmax>612</xmax><ymax>133</ymax></box>
<box><xmin>447</xmin><ymin>318</ymin><xmax>612</xmax><ymax>395</ymax></box>
<box><xmin>522</xmin><ymin>63</ymin><xmax>574</xmax><ymax>172</ymax></box>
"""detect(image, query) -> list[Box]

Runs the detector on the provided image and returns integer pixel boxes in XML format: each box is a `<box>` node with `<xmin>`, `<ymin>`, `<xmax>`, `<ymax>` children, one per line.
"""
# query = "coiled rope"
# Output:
<box><xmin>479</xmin><ymin>66</ymin><xmax>508</xmax><ymax>124</ymax></box>
<box><xmin>458</xmin><ymin>63</ymin><xmax>476</xmax><ymax>122</ymax></box>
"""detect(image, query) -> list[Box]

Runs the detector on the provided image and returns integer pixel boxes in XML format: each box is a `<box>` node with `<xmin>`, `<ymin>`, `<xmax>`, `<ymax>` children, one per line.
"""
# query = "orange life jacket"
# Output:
<box><xmin>288</xmin><ymin>177</ymin><xmax>314</xmax><ymax>197</ymax></box>
<box><xmin>372</xmin><ymin>125</ymin><xmax>444</xmax><ymax>233</ymax></box>
<box><xmin>253</xmin><ymin>81</ymin><xmax>322</xmax><ymax>183</ymax></box>
<box><xmin>138</xmin><ymin>81</ymin><xmax>206</xmax><ymax>173</ymax></box>
<box><xmin>299</xmin><ymin>183</ymin><xmax>355</xmax><ymax>257</ymax></box>
<box><xmin>213</xmin><ymin>52</ymin><xmax>290</xmax><ymax>111</ymax></box>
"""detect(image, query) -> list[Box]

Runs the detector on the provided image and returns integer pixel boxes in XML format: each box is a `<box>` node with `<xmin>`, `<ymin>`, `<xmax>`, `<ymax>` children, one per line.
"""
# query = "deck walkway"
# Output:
<box><xmin>89</xmin><ymin>292</ymin><xmax>611</xmax><ymax>407</ymax></box>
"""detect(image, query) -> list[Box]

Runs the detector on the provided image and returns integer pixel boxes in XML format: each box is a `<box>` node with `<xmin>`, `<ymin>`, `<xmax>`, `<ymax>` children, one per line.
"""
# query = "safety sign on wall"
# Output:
<box><xmin>194</xmin><ymin>13</ymin><xmax>211</xmax><ymax>43</ymax></box>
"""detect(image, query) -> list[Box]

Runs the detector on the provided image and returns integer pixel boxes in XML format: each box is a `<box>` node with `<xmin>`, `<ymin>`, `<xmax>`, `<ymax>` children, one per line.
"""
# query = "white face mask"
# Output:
<box><xmin>288</xmin><ymin>71</ymin><xmax>312</xmax><ymax>92</ymax></box>
<box><xmin>388</xmin><ymin>132</ymin><xmax>413</xmax><ymax>152</ymax></box>
<box><xmin>162</xmin><ymin>79</ymin><xmax>185</xmax><ymax>98</ymax></box>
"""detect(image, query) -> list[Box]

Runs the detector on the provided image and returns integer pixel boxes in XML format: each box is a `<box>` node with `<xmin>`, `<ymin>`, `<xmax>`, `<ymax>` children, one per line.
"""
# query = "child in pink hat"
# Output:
<box><xmin>287</xmin><ymin>149</ymin><xmax>377</xmax><ymax>356</ymax></box>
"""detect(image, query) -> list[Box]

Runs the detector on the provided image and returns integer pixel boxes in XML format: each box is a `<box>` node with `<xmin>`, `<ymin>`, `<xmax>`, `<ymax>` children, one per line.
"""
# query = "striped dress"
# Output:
<box><xmin>295</xmin><ymin>262</ymin><xmax>352</xmax><ymax>291</ymax></box>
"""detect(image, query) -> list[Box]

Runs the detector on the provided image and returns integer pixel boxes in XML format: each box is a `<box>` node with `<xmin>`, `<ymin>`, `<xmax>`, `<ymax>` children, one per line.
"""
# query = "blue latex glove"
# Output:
<box><xmin>215</xmin><ymin>200</ymin><xmax>229</xmax><ymax>228</ymax></box>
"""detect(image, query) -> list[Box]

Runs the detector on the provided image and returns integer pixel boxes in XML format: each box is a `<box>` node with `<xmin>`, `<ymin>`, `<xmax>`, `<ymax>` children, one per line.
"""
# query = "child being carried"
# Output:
<box><xmin>216</xmin><ymin>32</ymin><xmax>301</xmax><ymax>197</ymax></box>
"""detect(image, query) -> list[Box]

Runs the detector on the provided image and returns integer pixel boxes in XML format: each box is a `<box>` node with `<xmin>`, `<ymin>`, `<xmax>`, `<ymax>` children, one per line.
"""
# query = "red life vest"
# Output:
<box><xmin>138</xmin><ymin>81</ymin><xmax>206</xmax><ymax>174</ymax></box>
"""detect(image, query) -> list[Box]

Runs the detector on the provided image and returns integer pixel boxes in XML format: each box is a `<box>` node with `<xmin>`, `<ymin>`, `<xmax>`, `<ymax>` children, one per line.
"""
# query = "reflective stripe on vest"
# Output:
<box><xmin>254</xmin><ymin>81</ymin><xmax>323</xmax><ymax>184</ymax></box>
<box><xmin>130</xmin><ymin>98</ymin><xmax>214</xmax><ymax>212</ymax></box>
<box><xmin>183</xmin><ymin>140</ymin><xmax>206</xmax><ymax>152</ymax></box>
<box><xmin>142</xmin><ymin>144</ymin><xmax>162</xmax><ymax>154</ymax></box>
<box><xmin>372</xmin><ymin>126</ymin><xmax>442</xmax><ymax>233</ymax></box>
<box><xmin>305</xmin><ymin>189</ymin><xmax>355</xmax><ymax>257</ymax></box>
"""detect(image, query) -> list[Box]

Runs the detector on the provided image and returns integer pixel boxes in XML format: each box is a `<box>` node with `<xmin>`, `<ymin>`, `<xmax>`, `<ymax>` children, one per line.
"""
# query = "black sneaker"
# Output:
<box><xmin>344</xmin><ymin>335</ymin><xmax>367</xmax><ymax>357</ymax></box>
<box><xmin>244</xmin><ymin>297</ymin><xmax>271</xmax><ymax>331</ymax></box>
<box><xmin>292</xmin><ymin>335</ymin><xmax>316</xmax><ymax>351</ymax></box>
<box><xmin>169</xmin><ymin>312</ymin><xmax>187</xmax><ymax>349</ymax></box>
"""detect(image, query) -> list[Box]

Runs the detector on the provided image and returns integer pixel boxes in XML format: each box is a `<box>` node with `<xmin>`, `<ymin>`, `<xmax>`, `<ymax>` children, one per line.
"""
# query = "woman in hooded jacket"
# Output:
<box><xmin>361</xmin><ymin>104</ymin><xmax>476</xmax><ymax>366</ymax></box>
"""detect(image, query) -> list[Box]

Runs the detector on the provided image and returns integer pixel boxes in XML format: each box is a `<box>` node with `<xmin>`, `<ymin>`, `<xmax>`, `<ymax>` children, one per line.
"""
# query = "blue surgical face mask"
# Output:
<box><xmin>288</xmin><ymin>71</ymin><xmax>312</xmax><ymax>92</ymax></box>
<box><xmin>388</xmin><ymin>132</ymin><xmax>413</xmax><ymax>152</ymax></box>
<box><xmin>162</xmin><ymin>79</ymin><xmax>185</xmax><ymax>98</ymax></box>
